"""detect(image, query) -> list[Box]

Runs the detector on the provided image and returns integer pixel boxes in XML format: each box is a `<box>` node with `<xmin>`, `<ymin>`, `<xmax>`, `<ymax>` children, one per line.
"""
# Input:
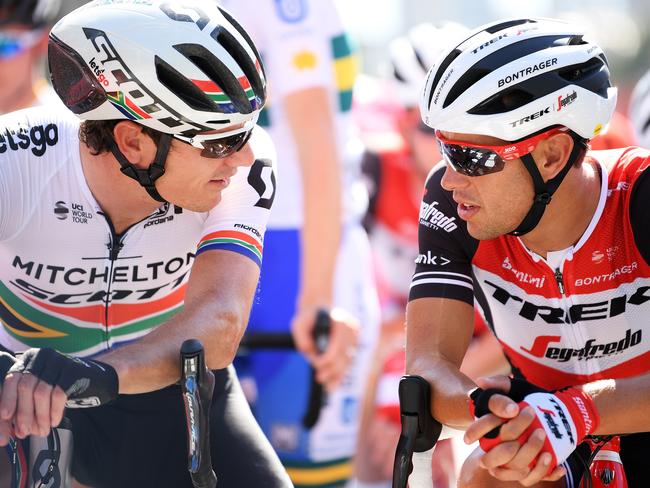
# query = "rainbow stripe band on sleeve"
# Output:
<box><xmin>196</xmin><ymin>230</ymin><xmax>263</xmax><ymax>267</ymax></box>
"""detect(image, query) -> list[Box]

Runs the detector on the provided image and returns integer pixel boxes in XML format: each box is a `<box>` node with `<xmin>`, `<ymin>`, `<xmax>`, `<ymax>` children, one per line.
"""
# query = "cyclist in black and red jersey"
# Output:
<box><xmin>406</xmin><ymin>17</ymin><xmax>650</xmax><ymax>488</ymax></box>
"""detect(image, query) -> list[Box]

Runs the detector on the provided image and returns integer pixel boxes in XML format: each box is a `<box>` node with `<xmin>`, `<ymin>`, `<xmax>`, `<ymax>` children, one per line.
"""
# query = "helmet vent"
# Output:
<box><xmin>211</xmin><ymin>26</ymin><xmax>265</xmax><ymax>102</ymax></box>
<box><xmin>443</xmin><ymin>35</ymin><xmax>569</xmax><ymax>109</ymax></box>
<box><xmin>469</xmin><ymin>89</ymin><xmax>534</xmax><ymax>115</ymax></box>
<box><xmin>218</xmin><ymin>6</ymin><xmax>266</xmax><ymax>79</ymax></box>
<box><xmin>155</xmin><ymin>54</ymin><xmax>220</xmax><ymax>113</ymax></box>
<box><xmin>173</xmin><ymin>43</ymin><xmax>253</xmax><ymax>114</ymax></box>
<box><xmin>427</xmin><ymin>48</ymin><xmax>462</xmax><ymax>108</ymax></box>
<box><xmin>392</xmin><ymin>64</ymin><xmax>406</xmax><ymax>83</ymax></box>
<box><xmin>485</xmin><ymin>19</ymin><xmax>533</xmax><ymax>34</ymax></box>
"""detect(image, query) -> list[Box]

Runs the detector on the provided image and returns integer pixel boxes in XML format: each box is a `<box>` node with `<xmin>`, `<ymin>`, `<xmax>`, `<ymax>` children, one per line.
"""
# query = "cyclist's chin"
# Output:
<box><xmin>173</xmin><ymin>193</ymin><xmax>223</xmax><ymax>213</ymax></box>
<box><xmin>466</xmin><ymin>220</ymin><xmax>507</xmax><ymax>241</ymax></box>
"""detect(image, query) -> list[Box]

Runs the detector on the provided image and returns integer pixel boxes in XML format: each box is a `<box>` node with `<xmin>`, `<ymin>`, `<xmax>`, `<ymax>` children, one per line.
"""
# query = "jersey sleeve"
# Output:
<box><xmin>196</xmin><ymin>127</ymin><xmax>277</xmax><ymax>268</ymax></box>
<box><xmin>408</xmin><ymin>163</ymin><xmax>478</xmax><ymax>305</ymax></box>
<box><xmin>0</xmin><ymin>109</ymin><xmax>72</xmax><ymax>241</ymax></box>
<box><xmin>257</xmin><ymin>0</ymin><xmax>348</xmax><ymax>97</ymax></box>
<box><xmin>629</xmin><ymin>162</ymin><xmax>650</xmax><ymax>265</ymax></box>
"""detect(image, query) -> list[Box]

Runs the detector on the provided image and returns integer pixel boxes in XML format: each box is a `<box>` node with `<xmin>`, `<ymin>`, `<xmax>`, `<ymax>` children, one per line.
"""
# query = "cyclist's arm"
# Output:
<box><xmin>582</xmin><ymin>367</ymin><xmax>650</xmax><ymax>434</ymax></box>
<box><xmin>99</xmin><ymin>249</ymin><xmax>259</xmax><ymax>393</ymax></box>
<box><xmin>406</xmin><ymin>296</ymin><xmax>477</xmax><ymax>429</ymax></box>
<box><xmin>406</xmin><ymin>163</ymin><xmax>502</xmax><ymax>428</ymax></box>
<box><xmin>286</xmin><ymin>86</ymin><xmax>341</xmax><ymax>319</ymax></box>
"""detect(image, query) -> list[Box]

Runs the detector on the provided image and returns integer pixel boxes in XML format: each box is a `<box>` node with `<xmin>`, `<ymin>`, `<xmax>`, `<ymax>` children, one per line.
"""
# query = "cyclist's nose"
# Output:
<box><xmin>440</xmin><ymin>162</ymin><xmax>470</xmax><ymax>191</ymax></box>
<box><xmin>225</xmin><ymin>144</ymin><xmax>254</xmax><ymax>168</ymax></box>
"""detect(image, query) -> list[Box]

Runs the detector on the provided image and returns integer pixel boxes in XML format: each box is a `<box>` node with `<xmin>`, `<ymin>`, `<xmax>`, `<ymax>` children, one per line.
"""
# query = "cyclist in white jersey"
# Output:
<box><xmin>0</xmin><ymin>0</ymin><xmax>62</xmax><ymax>114</ymax></box>
<box><xmin>220</xmin><ymin>1</ymin><xmax>380</xmax><ymax>486</ymax></box>
<box><xmin>0</xmin><ymin>1</ymin><xmax>292</xmax><ymax>487</ymax></box>
<box><xmin>407</xmin><ymin>17</ymin><xmax>650</xmax><ymax>488</ymax></box>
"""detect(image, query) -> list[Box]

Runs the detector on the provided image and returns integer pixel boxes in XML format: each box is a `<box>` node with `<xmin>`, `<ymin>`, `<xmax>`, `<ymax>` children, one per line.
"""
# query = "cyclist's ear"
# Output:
<box><xmin>112</xmin><ymin>121</ymin><xmax>156</xmax><ymax>168</ymax></box>
<box><xmin>538</xmin><ymin>131</ymin><xmax>575</xmax><ymax>179</ymax></box>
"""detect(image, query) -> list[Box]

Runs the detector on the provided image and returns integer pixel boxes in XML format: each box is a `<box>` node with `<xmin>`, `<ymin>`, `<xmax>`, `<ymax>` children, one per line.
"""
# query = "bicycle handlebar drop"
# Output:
<box><xmin>392</xmin><ymin>375</ymin><xmax>442</xmax><ymax>488</ymax></box>
<box><xmin>180</xmin><ymin>339</ymin><xmax>218</xmax><ymax>488</ymax></box>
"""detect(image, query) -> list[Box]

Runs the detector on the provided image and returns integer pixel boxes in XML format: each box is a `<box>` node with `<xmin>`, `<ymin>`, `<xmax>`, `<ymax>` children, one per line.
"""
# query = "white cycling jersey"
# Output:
<box><xmin>220</xmin><ymin>0</ymin><xmax>367</xmax><ymax>227</ymax></box>
<box><xmin>0</xmin><ymin>108</ymin><xmax>277</xmax><ymax>357</ymax></box>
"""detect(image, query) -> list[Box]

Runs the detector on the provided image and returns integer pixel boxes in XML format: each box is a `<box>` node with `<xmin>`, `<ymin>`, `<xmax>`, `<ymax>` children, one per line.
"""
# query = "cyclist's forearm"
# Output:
<box><xmin>406</xmin><ymin>298</ymin><xmax>476</xmax><ymax>429</ymax></box>
<box><xmin>581</xmin><ymin>372</ymin><xmax>650</xmax><ymax>434</ymax></box>
<box><xmin>98</xmin><ymin>251</ymin><xmax>258</xmax><ymax>394</ymax></box>
<box><xmin>285</xmin><ymin>87</ymin><xmax>342</xmax><ymax>308</ymax></box>
<box><xmin>98</xmin><ymin>302</ymin><xmax>247</xmax><ymax>394</ymax></box>
<box><xmin>406</xmin><ymin>354</ymin><xmax>477</xmax><ymax>430</ymax></box>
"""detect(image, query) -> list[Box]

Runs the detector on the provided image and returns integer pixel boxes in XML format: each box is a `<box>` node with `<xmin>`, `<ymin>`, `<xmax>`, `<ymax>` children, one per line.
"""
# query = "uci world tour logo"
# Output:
<box><xmin>54</xmin><ymin>201</ymin><xmax>69</xmax><ymax>220</ymax></box>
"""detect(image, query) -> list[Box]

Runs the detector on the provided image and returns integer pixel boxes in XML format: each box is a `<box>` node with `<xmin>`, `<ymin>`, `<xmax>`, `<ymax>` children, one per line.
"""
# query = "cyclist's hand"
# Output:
<box><xmin>0</xmin><ymin>348</ymin><xmax>119</xmax><ymax>439</ymax></box>
<box><xmin>467</xmin><ymin>375</ymin><xmax>597</xmax><ymax>485</ymax></box>
<box><xmin>0</xmin><ymin>352</ymin><xmax>17</xmax><ymax>446</ymax></box>
<box><xmin>291</xmin><ymin>307</ymin><xmax>359</xmax><ymax>391</ymax></box>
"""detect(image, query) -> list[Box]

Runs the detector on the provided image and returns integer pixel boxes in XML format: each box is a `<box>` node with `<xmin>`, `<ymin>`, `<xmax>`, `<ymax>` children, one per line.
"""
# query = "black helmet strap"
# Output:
<box><xmin>109</xmin><ymin>133</ymin><xmax>172</xmax><ymax>203</ymax></box>
<box><xmin>509</xmin><ymin>135</ymin><xmax>588</xmax><ymax>236</ymax></box>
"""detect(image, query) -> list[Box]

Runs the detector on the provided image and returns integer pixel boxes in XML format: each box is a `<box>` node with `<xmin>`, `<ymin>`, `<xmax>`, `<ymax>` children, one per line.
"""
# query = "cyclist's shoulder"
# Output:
<box><xmin>590</xmin><ymin>146</ymin><xmax>650</xmax><ymax>180</ymax></box>
<box><xmin>0</xmin><ymin>107</ymin><xmax>79</xmax><ymax>168</ymax></box>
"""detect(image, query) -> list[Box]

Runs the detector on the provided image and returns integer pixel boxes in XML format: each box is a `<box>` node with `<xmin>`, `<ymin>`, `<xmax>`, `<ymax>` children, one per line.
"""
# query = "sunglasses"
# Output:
<box><xmin>435</xmin><ymin>127</ymin><xmax>566</xmax><ymax>176</ymax></box>
<box><xmin>173</xmin><ymin>129</ymin><xmax>253</xmax><ymax>159</ymax></box>
<box><xmin>0</xmin><ymin>29</ymin><xmax>42</xmax><ymax>59</ymax></box>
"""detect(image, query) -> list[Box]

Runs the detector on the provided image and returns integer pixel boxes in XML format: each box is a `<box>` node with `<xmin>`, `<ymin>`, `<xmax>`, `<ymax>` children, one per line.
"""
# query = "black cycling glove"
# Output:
<box><xmin>9</xmin><ymin>348</ymin><xmax>119</xmax><ymax>408</ymax></box>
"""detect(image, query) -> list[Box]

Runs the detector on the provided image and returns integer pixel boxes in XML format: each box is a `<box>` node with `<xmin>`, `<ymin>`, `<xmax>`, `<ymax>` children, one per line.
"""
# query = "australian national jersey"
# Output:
<box><xmin>410</xmin><ymin>149</ymin><xmax>650</xmax><ymax>390</ymax></box>
<box><xmin>221</xmin><ymin>0</ymin><xmax>366</xmax><ymax>228</ymax></box>
<box><xmin>0</xmin><ymin>109</ymin><xmax>276</xmax><ymax>357</ymax></box>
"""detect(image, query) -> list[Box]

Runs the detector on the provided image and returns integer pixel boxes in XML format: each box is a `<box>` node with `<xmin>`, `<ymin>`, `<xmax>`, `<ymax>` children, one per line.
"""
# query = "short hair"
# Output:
<box><xmin>79</xmin><ymin>120</ymin><xmax>165</xmax><ymax>155</ymax></box>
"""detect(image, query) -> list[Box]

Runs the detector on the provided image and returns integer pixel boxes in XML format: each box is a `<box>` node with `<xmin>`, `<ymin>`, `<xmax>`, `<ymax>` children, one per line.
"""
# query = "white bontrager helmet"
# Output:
<box><xmin>628</xmin><ymin>70</ymin><xmax>650</xmax><ymax>148</ymax></box>
<box><xmin>420</xmin><ymin>18</ymin><xmax>617</xmax><ymax>141</ymax></box>
<box><xmin>389</xmin><ymin>22</ymin><xmax>468</xmax><ymax>108</ymax></box>
<box><xmin>48</xmin><ymin>0</ymin><xmax>266</xmax><ymax>138</ymax></box>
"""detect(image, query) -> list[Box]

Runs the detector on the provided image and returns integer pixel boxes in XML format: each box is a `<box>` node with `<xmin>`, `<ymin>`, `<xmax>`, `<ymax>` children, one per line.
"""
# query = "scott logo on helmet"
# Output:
<box><xmin>83</xmin><ymin>28</ymin><xmax>208</xmax><ymax>135</ymax></box>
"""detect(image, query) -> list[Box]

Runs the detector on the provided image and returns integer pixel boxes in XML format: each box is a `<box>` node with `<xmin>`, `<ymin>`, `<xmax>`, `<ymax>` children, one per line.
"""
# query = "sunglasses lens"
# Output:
<box><xmin>438</xmin><ymin>141</ymin><xmax>505</xmax><ymax>176</ymax></box>
<box><xmin>199</xmin><ymin>130</ymin><xmax>252</xmax><ymax>159</ymax></box>
<box><xmin>0</xmin><ymin>36</ymin><xmax>24</xmax><ymax>58</ymax></box>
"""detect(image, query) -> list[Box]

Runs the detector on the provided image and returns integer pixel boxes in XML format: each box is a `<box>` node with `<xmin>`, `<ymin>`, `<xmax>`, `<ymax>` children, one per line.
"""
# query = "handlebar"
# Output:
<box><xmin>237</xmin><ymin>309</ymin><xmax>331</xmax><ymax>428</ymax></box>
<box><xmin>392</xmin><ymin>375</ymin><xmax>442</xmax><ymax>488</ymax></box>
<box><xmin>180</xmin><ymin>339</ymin><xmax>217</xmax><ymax>488</ymax></box>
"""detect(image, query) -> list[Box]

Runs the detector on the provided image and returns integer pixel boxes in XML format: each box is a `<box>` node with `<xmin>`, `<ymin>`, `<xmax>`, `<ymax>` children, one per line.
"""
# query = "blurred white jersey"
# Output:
<box><xmin>221</xmin><ymin>0</ymin><xmax>367</xmax><ymax>228</ymax></box>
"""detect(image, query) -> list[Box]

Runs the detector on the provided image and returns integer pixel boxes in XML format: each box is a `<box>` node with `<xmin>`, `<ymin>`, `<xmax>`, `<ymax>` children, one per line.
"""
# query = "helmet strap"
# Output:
<box><xmin>109</xmin><ymin>134</ymin><xmax>172</xmax><ymax>203</ymax></box>
<box><xmin>509</xmin><ymin>135</ymin><xmax>587</xmax><ymax>236</ymax></box>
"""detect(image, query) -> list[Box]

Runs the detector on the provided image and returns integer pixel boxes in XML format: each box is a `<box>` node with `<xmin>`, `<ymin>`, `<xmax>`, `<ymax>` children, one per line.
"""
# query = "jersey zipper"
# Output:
<box><xmin>554</xmin><ymin>268</ymin><xmax>565</xmax><ymax>295</ymax></box>
<box><xmin>99</xmin><ymin>212</ymin><xmax>133</xmax><ymax>349</ymax></box>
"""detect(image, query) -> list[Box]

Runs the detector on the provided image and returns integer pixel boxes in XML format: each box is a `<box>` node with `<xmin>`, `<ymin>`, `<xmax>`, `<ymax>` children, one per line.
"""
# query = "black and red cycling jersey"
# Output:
<box><xmin>409</xmin><ymin>147</ymin><xmax>650</xmax><ymax>390</ymax></box>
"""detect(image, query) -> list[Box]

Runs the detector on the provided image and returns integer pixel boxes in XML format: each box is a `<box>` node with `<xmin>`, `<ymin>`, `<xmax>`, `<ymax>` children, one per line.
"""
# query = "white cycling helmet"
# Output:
<box><xmin>420</xmin><ymin>18</ymin><xmax>617</xmax><ymax>141</ymax></box>
<box><xmin>420</xmin><ymin>18</ymin><xmax>618</xmax><ymax>236</ymax></box>
<box><xmin>390</xmin><ymin>22</ymin><xmax>468</xmax><ymax>108</ymax></box>
<box><xmin>47</xmin><ymin>0</ymin><xmax>267</xmax><ymax>203</ymax></box>
<box><xmin>628</xmin><ymin>70</ymin><xmax>650</xmax><ymax>148</ymax></box>
<box><xmin>48</xmin><ymin>0</ymin><xmax>266</xmax><ymax>137</ymax></box>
